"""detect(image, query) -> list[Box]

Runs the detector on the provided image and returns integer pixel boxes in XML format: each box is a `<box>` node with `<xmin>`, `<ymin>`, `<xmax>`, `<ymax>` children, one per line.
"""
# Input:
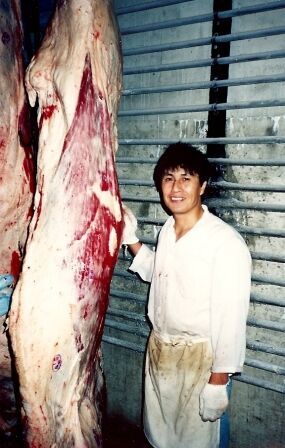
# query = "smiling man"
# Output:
<box><xmin>122</xmin><ymin>142</ymin><xmax>252</xmax><ymax>448</ymax></box>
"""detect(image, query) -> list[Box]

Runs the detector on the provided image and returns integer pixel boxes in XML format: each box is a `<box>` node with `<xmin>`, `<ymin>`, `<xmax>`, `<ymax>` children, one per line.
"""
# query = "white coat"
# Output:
<box><xmin>129</xmin><ymin>206</ymin><xmax>252</xmax><ymax>448</ymax></box>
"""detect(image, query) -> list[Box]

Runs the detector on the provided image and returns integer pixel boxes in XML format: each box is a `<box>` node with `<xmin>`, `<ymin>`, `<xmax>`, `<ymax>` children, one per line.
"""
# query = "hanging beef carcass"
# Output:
<box><xmin>0</xmin><ymin>0</ymin><xmax>35</xmax><ymax>436</ymax></box>
<box><xmin>8</xmin><ymin>0</ymin><xmax>123</xmax><ymax>446</ymax></box>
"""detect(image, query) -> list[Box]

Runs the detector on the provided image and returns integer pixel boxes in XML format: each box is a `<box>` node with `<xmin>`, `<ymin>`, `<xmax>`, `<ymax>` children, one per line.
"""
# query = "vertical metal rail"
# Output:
<box><xmin>207</xmin><ymin>0</ymin><xmax>232</xmax><ymax>160</ymax></box>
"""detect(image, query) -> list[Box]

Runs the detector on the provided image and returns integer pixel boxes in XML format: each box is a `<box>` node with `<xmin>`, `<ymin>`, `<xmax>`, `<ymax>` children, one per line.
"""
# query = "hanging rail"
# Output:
<box><xmin>121</xmin><ymin>194</ymin><xmax>285</xmax><ymax>213</ymax></box>
<box><xmin>113</xmin><ymin>267</ymin><xmax>285</xmax><ymax>287</ymax></box>
<box><xmin>123</xmin><ymin>73</ymin><xmax>285</xmax><ymax>96</ymax></box>
<box><xmin>250</xmin><ymin>293</ymin><xmax>285</xmax><ymax>307</ymax></box>
<box><xmin>125</xmin><ymin>236</ymin><xmax>285</xmax><ymax>263</ymax></box>
<box><xmin>118</xmin><ymin>137</ymin><xmax>285</xmax><ymax>145</ymax></box>
<box><xmin>233</xmin><ymin>374</ymin><xmax>285</xmax><ymax>394</ymax></box>
<box><xmin>122</xmin><ymin>26</ymin><xmax>285</xmax><ymax>57</ymax></box>
<box><xmin>102</xmin><ymin>336</ymin><xmax>285</xmax><ymax>393</ymax></box>
<box><xmin>116</xmin><ymin>0</ymin><xmax>192</xmax><ymax>15</ymax></box>
<box><xmin>105</xmin><ymin>312</ymin><xmax>285</xmax><ymax>355</ymax></box>
<box><xmin>118</xmin><ymin>178</ymin><xmax>285</xmax><ymax>193</ymax></box>
<box><xmin>116</xmin><ymin>157</ymin><xmax>285</xmax><ymax>167</ymax></box>
<box><xmin>128</xmin><ymin>218</ymin><xmax>285</xmax><ymax>238</ymax></box>
<box><xmin>110</xmin><ymin>287</ymin><xmax>285</xmax><ymax>308</ymax></box>
<box><xmin>119</xmin><ymin>1</ymin><xmax>285</xmax><ymax>35</ymax></box>
<box><xmin>123</xmin><ymin>49</ymin><xmax>285</xmax><ymax>75</ymax></box>
<box><xmin>119</xmin><ymin>98</ymin><xmax>285</xmax><ymax>116</ymax></box>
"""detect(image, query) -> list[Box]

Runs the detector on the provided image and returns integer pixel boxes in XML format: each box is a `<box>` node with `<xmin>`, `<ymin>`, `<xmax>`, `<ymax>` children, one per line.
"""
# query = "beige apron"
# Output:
<box><xmin>143</xmin><ymin>331</ymin><xmax>220</xmax><ymax>448</ymax></box>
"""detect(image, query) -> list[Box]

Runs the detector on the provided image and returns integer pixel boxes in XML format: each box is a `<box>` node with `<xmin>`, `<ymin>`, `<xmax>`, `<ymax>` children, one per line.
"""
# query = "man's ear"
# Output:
<box><xmin>200</xmin><ymin>181</ymin><xmax>207</xmax><ymax>195</ymax></box>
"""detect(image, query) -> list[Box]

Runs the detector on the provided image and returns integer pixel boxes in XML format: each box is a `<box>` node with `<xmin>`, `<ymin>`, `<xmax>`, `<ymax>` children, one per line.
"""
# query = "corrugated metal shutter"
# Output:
<box><xmin>104</xmin><ymin>0</ymin><xmax>285</xmax><ymax>400</ymax></box>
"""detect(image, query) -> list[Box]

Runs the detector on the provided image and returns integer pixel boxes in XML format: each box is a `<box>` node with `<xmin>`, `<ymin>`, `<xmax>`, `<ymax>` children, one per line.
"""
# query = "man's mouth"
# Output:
<box><xmin>170</xmin><ymin>196</ymin><xmax>183</xmax><ymax>202</ymax></box>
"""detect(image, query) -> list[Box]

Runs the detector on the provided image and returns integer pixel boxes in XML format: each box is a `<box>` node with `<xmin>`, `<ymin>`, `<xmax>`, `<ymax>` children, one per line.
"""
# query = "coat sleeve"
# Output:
<box><xmin>210</xmin><ymin>236</ymin><xmax>252</xmax><ymax>373</ymax></box>
<box><xmin>129</xmin><ymin>244</ymin><xmax>155</xmax><ymax>283</ymax></box>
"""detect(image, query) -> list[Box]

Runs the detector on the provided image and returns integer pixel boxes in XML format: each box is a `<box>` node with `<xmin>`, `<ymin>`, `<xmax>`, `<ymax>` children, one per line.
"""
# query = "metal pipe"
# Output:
<box><xmin>114</xmin><ymin>268</ymin><xmax>140</xmax><ymax>279</ymax></box>
<box><xmin>118</xmin><ymin>137</ymin><xmax>285</xmax><ymax>145</ymax></box>
<box><xmin>110</xmin><ymin>288</ymin><xmax>146</xmax><ymax>304</ymax></box>
<box><xmin>115</xmin><ymin>0</ymin><xmax>192</xmax><ymax>16</ymax></box>
<box><xmin>137</xmin><ymin>235</ymin><xmax>284</xmax><ymax>263</ymax></box>
<box><xmin>247</xmin><ymin>317</ymin><xmax>285</xmax><ymax>332</ymax></box>
<box><xmin>120</xmin><ymin>11</ymin><xmax>213</xmax><ymax>35</ymax></box>
<box><xmin>123</xmin><ymin>73</ymin><xmax>285</xmax><ymax>96</ymax></box>
<box><xmin>102</xmin><ymin>337</ymin><xmax>285</xmax><ymax>392</ymax></box>
<box><xmin>102</xmin><ymin>335</ymin><xmax>145</xmax><ymax>353</ymax></box>
<box><xmin>233</xmin><ymin>374</ymin><xmax>285</xmax><ymax>394</ymax></box>
<box><xmin>103</xmin><ymin>332</ymin><xmax>285</xmax><ymax>374</ymax></box>
<box><xmin>119</xmin><ymin>135</ymin><xmax>285</xmax><ymax>144</ymax></box>
<box><xmin>124</xmin><ymin>217</ymin><xmax>285</xmax><ymax>239</ymax></box>
<box><xmin>119</xmin><ymin>98</ymin><xmax>285</xmax><ymax>116</ymax></box>
<box><xmin>121</xmin><ymin>194</ymin><xmax>285</xmax><ymax>213</ymax></box>
<box><xmin>131</xmin><ymin>218</ymin><xmax>285</xmax><ymax>238</ymax></box>
<box><xmin>206</xmin><ymin>198</ymin><xmax>285</xmax><ymax>213</ymax></box>
<box><xmin>250</xmin><ymin>251</ymin><xmax>285</xmax><ymax>263</ymax></box>
<box><xmin>104</xmin><ymin>319</ymin><xmax>149</xmax><ymax>338</ymax></box>
<box><xmin>234</xmin><ymin>225</ymin><xmax>285</xmax><ymax>238</ymax></box>
<box><xmin>106</xmin><ymin>307</ymin><xmax>285</xmax><ymax>333</ymax></box>
<box><xmin>116</xmin><ymin>156</ymin><xmax>285</xmax><ymax>167</ymax></box>
<box><xmin>122</xmin><ymin>27</ymin><xmax>285</xmax><ymax>57</ymax></box>
<box><xmin>107</xmin><ymin>307</ymin><xmax>147</xmax><ymax>323</ymax></box>
<box><xmin>118</xmin><ymin>178</ymin><xmax>285</xmax><ymax>193</ymax></box>
<box><xmin>120</xmin><ymin>1</ymin><xmax>285</xmax><ymax>35</ymax></box>
<box><xmin>213</xmin><ymin>181</ymin><xmax>285</xmax><ymax>192</ymax></box>
<box><xmin>123</xmin><ymin>49</ymin><xmax>285</xmax><ymax>75</ymax></box>
<box><xmin>110</xmin><ymin>285</ymin><xmax>285</xmax><ymax>309</ymax></box>
<box><xmin>250</xmin><ymin>292</ymin><xmax>285</xmax><ymax>307</ymax></box>
<box><xmin>113</xmin><ymin>267</ymin><xmax>285</xmax><ymax>288</ymax></box>
<box><xmin>219</xmin><ymin>1</ymin><xmax>285</xmax><ymax>20</ymax></box>
<box><xmin>244</xmin><ymin>358</ymin><xmax>285</xmax><ymax>375</ymax></box>
<box><xmin>250</xmin><ymin>273</ymin><xmax>285</xmax><ymax>287</ymax></box>
<box><xmin>246</xmin><ymin>340</ymin><xmax>285</xmax><ymax>357</ymax></box>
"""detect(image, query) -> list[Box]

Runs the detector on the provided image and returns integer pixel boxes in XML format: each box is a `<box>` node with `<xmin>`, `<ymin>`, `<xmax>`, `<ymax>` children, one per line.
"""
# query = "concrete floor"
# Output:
<box><xmin>0</xmin><ymin>418</ymin><xmax>152</xmax><ymax>448</ymax></box>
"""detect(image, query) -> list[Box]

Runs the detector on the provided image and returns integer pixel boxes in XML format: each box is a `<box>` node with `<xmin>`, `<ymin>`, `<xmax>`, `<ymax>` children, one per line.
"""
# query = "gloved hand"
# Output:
<box><xmin>199</xmin><ymin>383</ymin><xmax>229</xmax><ymax>422</ymax></box>
<box><xmin>122</xmin><ymin>204</ymin><xmax>139</xmax><ymax>245</ymax></box>
<box><xmin>0</xmin><ymin>274</ymin><xmax>14</xmax><ymax>316</ymax></box>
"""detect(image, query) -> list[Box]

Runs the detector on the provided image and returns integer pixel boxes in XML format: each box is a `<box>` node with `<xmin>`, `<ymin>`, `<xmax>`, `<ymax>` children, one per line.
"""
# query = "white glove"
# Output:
<box><xmin>122</xmin><ymin>204</ymin><xmax>139</xmax><ymax>245</ymax></box>
<box><xmin>199</xmin><ymin>383</ymin><xmax>229</xmax><ymax>422</ymax></box>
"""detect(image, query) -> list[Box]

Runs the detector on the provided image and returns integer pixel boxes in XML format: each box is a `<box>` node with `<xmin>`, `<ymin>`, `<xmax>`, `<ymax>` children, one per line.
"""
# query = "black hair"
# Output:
<box><xmin>153</xmin><ymin>142</ymin><xmax>212</xmax><ymax>193</ymax></box>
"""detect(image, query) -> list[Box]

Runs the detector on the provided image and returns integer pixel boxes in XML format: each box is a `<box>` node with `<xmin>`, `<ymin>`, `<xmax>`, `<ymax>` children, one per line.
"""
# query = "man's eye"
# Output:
<box><xmin>163</xmin><ymin>177</ymin><xmax>172</xmax><ymax>182</ymax></box>
<box><xmin>183</xmin><ymin>177</ymin><xmax>191</xmax><ymax>181</ymax></box>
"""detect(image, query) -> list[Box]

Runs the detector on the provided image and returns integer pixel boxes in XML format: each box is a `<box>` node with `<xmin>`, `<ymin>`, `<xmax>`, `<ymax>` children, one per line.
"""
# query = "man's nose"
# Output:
<box><xmin>171</xmin><ymin>179</ymin><xmax>181</xmax><ymax>191</ymax></box>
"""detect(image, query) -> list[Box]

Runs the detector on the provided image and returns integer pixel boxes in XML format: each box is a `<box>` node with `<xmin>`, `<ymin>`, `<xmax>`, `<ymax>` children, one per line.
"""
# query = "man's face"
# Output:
<box><xmin>161</xmin><ymin>167</ymin><xmax>207</xmax><ymax>217</ymax></box>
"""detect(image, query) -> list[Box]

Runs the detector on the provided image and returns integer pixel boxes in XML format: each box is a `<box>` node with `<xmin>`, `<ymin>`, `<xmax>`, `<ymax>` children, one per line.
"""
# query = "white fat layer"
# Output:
<box><xmin>91</xmin><ymin>183</ymin><xmax>122</xmax><ymax>222</ymax></box>
<box><xmin>108</xmin><ymin>227</ymin><xmax>118</xmax><ymax>256</ymax></box>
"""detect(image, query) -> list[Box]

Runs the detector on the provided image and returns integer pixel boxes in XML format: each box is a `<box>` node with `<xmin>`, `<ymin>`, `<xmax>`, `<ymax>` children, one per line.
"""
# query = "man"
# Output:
<box><xmin>122</xmin><ymin>142</ymin><xmax>251</xmax><ymax>448</ymax></box>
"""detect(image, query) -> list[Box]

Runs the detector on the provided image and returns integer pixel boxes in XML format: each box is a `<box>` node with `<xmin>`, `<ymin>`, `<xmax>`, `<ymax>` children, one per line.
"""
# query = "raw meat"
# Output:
<box><xmin>0</xmin><ymin>0</ymin><xmax>35</xmax><ymax>436</ymax></box>
<box><xmin>9</xmin><ymin>0</ymin><xmax>123</xmax><ymax>446</ymax></box>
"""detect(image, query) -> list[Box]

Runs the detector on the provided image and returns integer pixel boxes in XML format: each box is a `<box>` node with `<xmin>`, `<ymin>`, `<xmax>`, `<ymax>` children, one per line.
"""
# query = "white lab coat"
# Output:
<box><xmin>129</xmin><ymin>206</ymin><xmax>251</xmax><ymax>448</ymax></box>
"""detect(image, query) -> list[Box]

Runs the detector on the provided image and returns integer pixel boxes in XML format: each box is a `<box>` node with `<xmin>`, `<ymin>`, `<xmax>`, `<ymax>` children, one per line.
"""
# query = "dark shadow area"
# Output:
<box><xmin>0</xmin><ymin>415</ymin><xmax>152</xmax><ymax>447</ymax></box>
<box><xmin>103</xmin><ymin>416</ymin><xmax>152</xmax><ymax>448</ymax></box>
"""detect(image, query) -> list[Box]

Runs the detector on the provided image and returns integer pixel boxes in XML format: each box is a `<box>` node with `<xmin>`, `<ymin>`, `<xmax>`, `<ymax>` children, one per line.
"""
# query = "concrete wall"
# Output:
<box><xmin>103</xmin><ymin>1</ymin><xmax>285</xmax><ymax>447</ymax></box>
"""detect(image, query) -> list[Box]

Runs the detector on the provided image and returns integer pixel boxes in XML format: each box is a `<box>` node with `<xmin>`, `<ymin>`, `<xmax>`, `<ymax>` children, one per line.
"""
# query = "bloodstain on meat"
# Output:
<box><xmin>39</xmin><ymin>104</ymin><xmax>58</xmax><ymax>128</ymax></box>
<box><xmin>10</xmin><ymin>251</ymin><xmax>21</xmax><ymax>280</ymax></box>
